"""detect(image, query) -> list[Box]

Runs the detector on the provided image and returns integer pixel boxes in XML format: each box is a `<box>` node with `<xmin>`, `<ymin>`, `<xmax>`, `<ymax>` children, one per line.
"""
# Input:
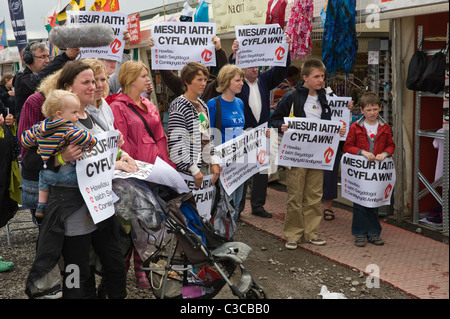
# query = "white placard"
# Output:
<box><xmin>113</xmin><ymin>157</ymin><xmax>190</xmax><ymax>194</ymax></box>
<box><xmin>340</xmin><ymin>153</ymin><xmax>396</xmax><ymax>208</ymax></box>
<box><xmin>180</xmin><ymin>173</ymin><xmax>215</xmax><ymax>220</ymax></box>
<box><xmin>77</xmin><ymin>130</ymin><xmax>120</xmax><ymax>224</ymax></box>
<box><xmin>67</xmin><ymin>11</ymin><xmax>127</xmax><ymax>62</ymax></box>
<box><xmin>277</xmin><ymin>117</ymin><xmax>342</xmax><ymax>171</ymax></box>
<box><xmin>235</xmin><ymin>24</ymin><xmax>289</xmax><ymax>69</ymax></box>
<box><xmin>327</xmin><ymin>96</ymin><xmax>352</xmax><ymax>141</ymax></box>
<box><xmin>151</xmin><ymin>22</ymin><xmax>216</xmax><ymax>70</ymax></box>
<box><xmin>215</xmin><ymin>124</ymin><xmax>269</xmax><ymax>195</ymax></box>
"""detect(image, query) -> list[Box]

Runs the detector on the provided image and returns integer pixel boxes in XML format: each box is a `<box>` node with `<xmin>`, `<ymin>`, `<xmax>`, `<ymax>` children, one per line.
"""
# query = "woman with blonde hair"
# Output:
<box><xmin>206</xmin><ymin>64</ymin><xmax>245</xmax><ymax>221</ymax></box>
<box><xmin>108</xmin><ymin>60</ymin><xmax>175</xmax><ymax>289</ymax></box>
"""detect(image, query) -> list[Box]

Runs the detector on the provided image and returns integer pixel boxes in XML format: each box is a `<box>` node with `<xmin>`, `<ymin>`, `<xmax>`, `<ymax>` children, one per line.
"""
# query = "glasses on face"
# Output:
<box><xmin>34</xmin><ymin>55</ymin><xmax>51</xmax><ymax>60</ymax></box>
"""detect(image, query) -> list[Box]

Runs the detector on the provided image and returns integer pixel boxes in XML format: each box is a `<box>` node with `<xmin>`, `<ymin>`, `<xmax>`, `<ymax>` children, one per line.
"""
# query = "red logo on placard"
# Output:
<box><xmin>275</xmin><ymin>46</ymin><xmax>286</xmax><ymax>61</ymax></box>
<box><xmin>324</xmin><ymin>147</ymin><xmax>335</xmax><ymax>164</ymax></box>
<box><xmin>110</xmin><ymin>39</ymin><xmax>122</xmax><ymax>54</ymax></box>
<box><xmin>257</xmin><ymin>150</ymin><xmax>267</xmax><ymax>165</ymax></box>
<box><xmin>201</xmin><ymin>49</ymin><xmax>213</xmax><ymax>62</ymax></box>
<box><xmin>385</xmin><ymin>184</ymin><xmax>393</xmax><ymax>199</ymax></box>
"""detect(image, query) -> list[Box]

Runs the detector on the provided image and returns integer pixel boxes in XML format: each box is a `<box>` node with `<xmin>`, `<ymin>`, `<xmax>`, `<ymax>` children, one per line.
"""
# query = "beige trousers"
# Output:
<box><xmin>284</xmin><ymin>167</ymin><xmax>324</xmax><ymax>242</ymax></box>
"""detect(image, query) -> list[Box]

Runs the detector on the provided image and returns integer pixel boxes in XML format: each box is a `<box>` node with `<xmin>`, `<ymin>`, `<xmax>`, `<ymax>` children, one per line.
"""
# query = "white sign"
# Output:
<box><xmin>277</xmin><ymin>117</ymin><xmax>342</xmax><ymax>170</ymax></box>
<box><xmin>341</xmin><ymin>153</ymin><xmax>396</xmax><ymax>208</ymax></box>
<box><xmin>327</xmin><ymin>96</ymin><xmax>352</xmax><ymax>141</ymax></box>
<box><xmin>151</xmin><ymin>22</ymin><xmax>216</xmax><ymax>70</ymax></box>
<box><xmin>180</xmin><ymin>173</ymin><xmax>215</xmax><ymax>219</ymax></box>
<box><xmin>67</xmin><ymin>11</ymin><xmax>127</xmax><ymax>62</ymax></box>
<box><xmin>235</xmin><ymin>24</ymin><xmax>289</xmax><ymax>69</ymax></box>
<box><xmin>215</xmin><ymin>124</ymin><xmax>269</xmax><ymax>195</ymax></box>
<box><xmin>377</xmin><ymin>0</ymin><xmax>446</xmax><ymax>11</ymax></box>
<box><xmin>113</xmin><ymin>157</ymin><xmax>190</xmax><ymax>194</ymax></box>
<box><xmin>77</xmin><ymin>130</ymin><xmax>120</xmax><ymax>224</ymax></box>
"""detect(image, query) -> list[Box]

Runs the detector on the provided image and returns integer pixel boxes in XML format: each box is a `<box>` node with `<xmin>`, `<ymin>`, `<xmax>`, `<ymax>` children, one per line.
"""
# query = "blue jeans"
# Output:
<box><xmin>20</xmin><ymin>178</ymin><xmax>39</xmax><ymax>210</ymax></box>
<box><xmin>39</xmin><ymin>167</ymin><xmax>77</xmax><ymax>191</ymax></box>
<box><xmin>351</xmin><ymin>203</ymin><xmax>382</xmax><ymax>237</ymax></box>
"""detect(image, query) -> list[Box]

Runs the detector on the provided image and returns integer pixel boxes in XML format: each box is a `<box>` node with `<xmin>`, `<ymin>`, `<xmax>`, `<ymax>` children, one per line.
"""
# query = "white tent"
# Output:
<box><xmin>0</xmin><ymin>47</ymin><xmax>20</xmax><ymax>64</ymax></box>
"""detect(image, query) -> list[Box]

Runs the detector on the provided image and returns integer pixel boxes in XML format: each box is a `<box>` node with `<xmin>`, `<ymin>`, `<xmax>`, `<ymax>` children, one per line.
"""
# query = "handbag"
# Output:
<box><xmin>149</xmin><ymin>259</ymin><xmax>183</xmax><ymax>298</ymax></box>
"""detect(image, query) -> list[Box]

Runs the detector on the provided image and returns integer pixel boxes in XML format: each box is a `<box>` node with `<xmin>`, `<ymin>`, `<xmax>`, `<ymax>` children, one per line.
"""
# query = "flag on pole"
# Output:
<box><xmin>44</xmin><ymin>0</ymin><xmax>62</xmax><ymax>33</ymax></box>
<box><xmin>89</xmin><ymin>0</ymin><xmax>120</xmax><ymax>12</ymax></box>
<box><xmin>0</xmin><ymin>19</ymin><xmax>8</xmax><ymax>48</ymax></box>
<box><xmin>56</xmin><ymin>0</ymin><xmax>86</xmax><ymax>26</ymax></box>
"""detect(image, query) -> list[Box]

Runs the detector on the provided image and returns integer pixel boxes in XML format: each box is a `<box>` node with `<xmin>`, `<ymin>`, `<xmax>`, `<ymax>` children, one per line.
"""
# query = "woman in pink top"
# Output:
<box><xmin>109</xmin><ymin>61</ymin><xmax>175</xmax><ymax>169</ymax></box>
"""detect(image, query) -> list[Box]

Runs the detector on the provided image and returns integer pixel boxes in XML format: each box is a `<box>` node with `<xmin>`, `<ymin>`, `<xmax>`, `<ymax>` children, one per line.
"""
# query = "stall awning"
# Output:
<box><xmin>0</xmin><ymin>47</ymin><xmax>20</xmax><ymax>64</ymax></box>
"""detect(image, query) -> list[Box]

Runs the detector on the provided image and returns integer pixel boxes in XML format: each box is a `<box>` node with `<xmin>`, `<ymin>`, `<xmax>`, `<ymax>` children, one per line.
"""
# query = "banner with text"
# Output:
<box><xmin>67</xmin><ymin>11</ymin><xmax>127</xmax><ymax>61</ymax></box>
<box><xmin>327</xmin><ymin>96</ymin><xmax>352</xmax><ymax>141</ymax></box>
<box><xmin>113</xmin><ymin>157</ymin><xmax>190</xmax><ymax>194</ymax></box>
<box><xmin>277</xmin><ymin>117</ymin><xmax>342</xmax><ymax>170</ymax></box>
<box><xmin>151</xmin><ymin>22</ymin><xmax>216</xmax><ymax>70</ymax></box>
<box><xmin>77</xmin><ymin>130</ymin><xmax>119</xmax><ymax>224</ymax></box>
<box><xmin>212</xmin><ymin>0</ymin><xmax>267</xmax><ymax>34</ymax></box>
<box><xmin>215</xmin><ymin>124</ymin><xmax>269</xmax><ymax>196</ymax></box>
<box><xmin>180</xmin><ymin>173</ymin><xmax>215</xmax><ymax>219</ymax></box>
<box><xmin>235</xmin><ymin>24</ymin><xmax>288</xmax><ymax>69</ymax></box>
<box><xmin>341</xmin><ymin>153</ymin><xmax>396</xmax><ymax>208</ymax></box>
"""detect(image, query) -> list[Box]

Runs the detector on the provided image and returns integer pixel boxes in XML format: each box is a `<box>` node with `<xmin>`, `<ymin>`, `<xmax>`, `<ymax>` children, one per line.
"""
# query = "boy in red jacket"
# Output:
<box><xmin>343</xmin><ymin>92</ymin><xmax>395</xmax><ymax>247</ymax></box>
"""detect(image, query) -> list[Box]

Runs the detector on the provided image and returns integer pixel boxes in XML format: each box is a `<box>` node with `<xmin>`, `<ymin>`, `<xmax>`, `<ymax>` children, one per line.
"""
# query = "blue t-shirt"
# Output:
<box><xmin>207</xmin><ymin>95</ymin><xmax>245</xmax><ymax>144</ymax></box>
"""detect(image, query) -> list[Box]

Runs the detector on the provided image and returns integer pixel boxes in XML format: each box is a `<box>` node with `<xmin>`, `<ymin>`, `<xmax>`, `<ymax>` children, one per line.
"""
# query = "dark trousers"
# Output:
<box><xmin>239</xmin><ymin>172</ymin><xmax>268</xmax><ymax>213</ymax></box>
<box><xmin>351</xmin><ymin>203</ymin><xmax>382</xmax><ymax>237</ymax></box>
<box><xmin>61</xmin><ymin>227</ymin><xmax>127</xmax><ymax>299</ymax></box>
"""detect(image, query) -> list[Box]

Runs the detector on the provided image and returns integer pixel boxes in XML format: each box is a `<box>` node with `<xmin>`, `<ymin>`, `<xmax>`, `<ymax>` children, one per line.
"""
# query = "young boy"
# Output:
<box><xmin>343</xmin><ymin>92</ymin><xmax>395</xmax><ymax>247</ymax></box>
<box><xmin>21</xmin><ymin>90</ymin><xmax>97</xmax><ymax>219</ymax></box>
<box><xmin>270</xmin><ymin>59</ymin><xmax>345</xmax><ymax>249</ymax></box>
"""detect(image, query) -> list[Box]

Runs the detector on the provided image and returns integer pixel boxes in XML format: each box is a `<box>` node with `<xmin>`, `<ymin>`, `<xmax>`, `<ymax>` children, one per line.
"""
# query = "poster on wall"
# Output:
<box><xmin>212</xmin><ymin>0</ymin><xmax>267</xmax><ymax>34</ymax></box>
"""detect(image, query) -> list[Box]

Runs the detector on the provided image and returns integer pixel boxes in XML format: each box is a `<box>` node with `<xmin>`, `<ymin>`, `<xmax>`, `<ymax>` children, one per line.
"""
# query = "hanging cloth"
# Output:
<box><xmin>194</xmin><ymin>0</ymin><xmax>209</xmax><ymax>23</ymax></box>
<box><xmin>322</xmin><ymin>0</ymin><xmax>358</xmax><ymax>76</ymax></box>
<box><xmin>286</xmin><ymin>0</ymin><xmax>314</xmax><ymax>60</ymax></box>
<box><xmin>265</xmin><ymin>0</ymin><xmax>289</xmax><ymax>30</ymax></box>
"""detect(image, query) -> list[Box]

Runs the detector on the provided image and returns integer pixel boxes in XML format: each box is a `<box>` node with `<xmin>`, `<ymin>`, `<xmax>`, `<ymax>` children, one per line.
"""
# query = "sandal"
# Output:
<box><xmin>323</xmin><ymin>209</ymin><xmax>335</xmax><ymax>221</ymax></box>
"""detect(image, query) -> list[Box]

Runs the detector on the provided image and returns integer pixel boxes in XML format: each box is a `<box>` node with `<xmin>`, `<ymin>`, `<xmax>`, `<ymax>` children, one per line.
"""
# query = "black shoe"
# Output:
<box><xmin>251</xmin><ymin>209</ymin><xmax>272</xmax><ymax>218</ymax></box>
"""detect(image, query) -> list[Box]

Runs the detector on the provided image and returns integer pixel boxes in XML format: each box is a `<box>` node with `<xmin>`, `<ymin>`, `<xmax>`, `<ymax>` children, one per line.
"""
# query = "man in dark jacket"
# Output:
<box><xmin>13</xmin><ymin>42</ymin><xmax>79</xmax><ymax>122</ymax></box>
<box><xmin>229</xmin><ymin>38</ymin><xmax>291</xmax><ymax>218</ymax></box>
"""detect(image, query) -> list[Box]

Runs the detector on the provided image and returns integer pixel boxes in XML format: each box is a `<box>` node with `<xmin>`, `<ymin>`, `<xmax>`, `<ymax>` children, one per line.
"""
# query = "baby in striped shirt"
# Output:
<box><xmin>21</xmin><ymin>90</ymin><xmax>97</xmax><ymax>220</ymax></box>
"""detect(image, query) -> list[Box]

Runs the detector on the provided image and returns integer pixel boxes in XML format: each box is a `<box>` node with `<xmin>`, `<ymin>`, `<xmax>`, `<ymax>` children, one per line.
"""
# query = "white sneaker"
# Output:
<box><xmin>309</xmin><ymin>237</ymin><xmax>326</xmax><ymax>246</ymax></box>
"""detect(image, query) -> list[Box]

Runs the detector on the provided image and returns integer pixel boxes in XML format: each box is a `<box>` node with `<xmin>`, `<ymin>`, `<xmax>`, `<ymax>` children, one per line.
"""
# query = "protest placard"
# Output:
<box><xmin>235</xmin><ymin>24</ymin><xmax>289</xmax><ymax>69</ymax></box>
<box><xmin>151</xmin><ymin>22</ymin><xmax>216</xmax><ymax>70</ymax></box>
<box><xmin>67</xmin><ymin>11</ymin><xmax>127</xmax><ymax>61</ymax></box>
<box><xmin>76</xmin><ymin>130</ymin><xmax>120</xmax><ymax>224</ymax></box>
<box><xmin>327</xmin><ymin>96</ymin><xmax>352</xmax><ymax>141</ymax></box>
<box><xmin>180</xmin><ymin>173</ymin><xmax>215</xmax><ymax>219</ymax></box>
<box><xmin>340</xmin><ymin>153</ymin><xmax>396</xmax><ymax>208</ymax></box>
<box><xmin>277</xmin><ymin>117</ymin><xmax>342</xmax><ymax>170</ymax></box>
<box><xmin>113</xmin><ymin>157</ymin><xmax>190</xmax><ymax>194</ymax></box>
<box><xmin>215</xmin><ymin>124</ymin><xmax>269</xmax><ymax>195</ymax></box>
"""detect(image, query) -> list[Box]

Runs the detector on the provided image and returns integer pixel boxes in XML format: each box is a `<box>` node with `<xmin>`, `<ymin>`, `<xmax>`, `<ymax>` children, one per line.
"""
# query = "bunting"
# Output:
<box><xmin>89</xmin><ymin>0</ymin><xmax>120</xmax><ymax>12</ymax></box>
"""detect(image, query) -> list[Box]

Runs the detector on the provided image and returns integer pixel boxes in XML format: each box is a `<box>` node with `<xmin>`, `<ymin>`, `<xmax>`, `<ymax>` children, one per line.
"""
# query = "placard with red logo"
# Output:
<box><xmin>215</xmin><ymin>124</ymin><xmax>269</xmax><ymax>196</ymax></box>
<box><xmin>277</xmin><ymin>117</ymin><xmax>342</xmax><ymax>171</ymax></box>
<box><xmin>151</xmin><ymin>22</ymin><xmax>216</xmax><ymax>70</ymax></box>
<box><xmin>235</xmin><ymin>24</ymin><xmax>289</xmax><ymax>69</ymax></box>
<box><xmin>67</xmin><ymin>11</ymin><xmax>127</xmax><ymax>62</ymax></box>
<box><xmin>340</xmin><ymin>153</ymin><xmax>396</xmax><ymax>208</ymax></box>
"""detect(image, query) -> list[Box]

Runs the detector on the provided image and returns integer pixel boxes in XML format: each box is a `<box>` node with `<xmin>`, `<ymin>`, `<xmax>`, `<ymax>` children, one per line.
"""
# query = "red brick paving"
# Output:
<box><xmin>240</xmin><ymin>187</ymin><xmax>449</xmax><ymax>299</ymax></box>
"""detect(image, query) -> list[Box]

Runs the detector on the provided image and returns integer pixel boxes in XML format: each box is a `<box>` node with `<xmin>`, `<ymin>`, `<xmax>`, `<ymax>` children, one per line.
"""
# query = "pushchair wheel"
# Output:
<box><xmin>245</xmin><ymin>285</ymin><xmax>267</xmax><ymax>299</ymax></box>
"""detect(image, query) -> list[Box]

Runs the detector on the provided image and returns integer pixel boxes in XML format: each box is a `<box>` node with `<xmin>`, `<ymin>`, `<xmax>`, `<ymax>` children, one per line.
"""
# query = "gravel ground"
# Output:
<box><xmin>0</xmin><ymin>209</ymin><xmax>415</xmax><ymax>300</ymax></box>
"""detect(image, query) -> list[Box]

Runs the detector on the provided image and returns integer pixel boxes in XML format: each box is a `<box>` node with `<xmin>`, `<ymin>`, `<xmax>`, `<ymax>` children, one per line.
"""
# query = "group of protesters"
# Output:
<box><xmin>0</xmin><ymin>23</ymin><xmax>395</xmax><ymax>298</ymax></box>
